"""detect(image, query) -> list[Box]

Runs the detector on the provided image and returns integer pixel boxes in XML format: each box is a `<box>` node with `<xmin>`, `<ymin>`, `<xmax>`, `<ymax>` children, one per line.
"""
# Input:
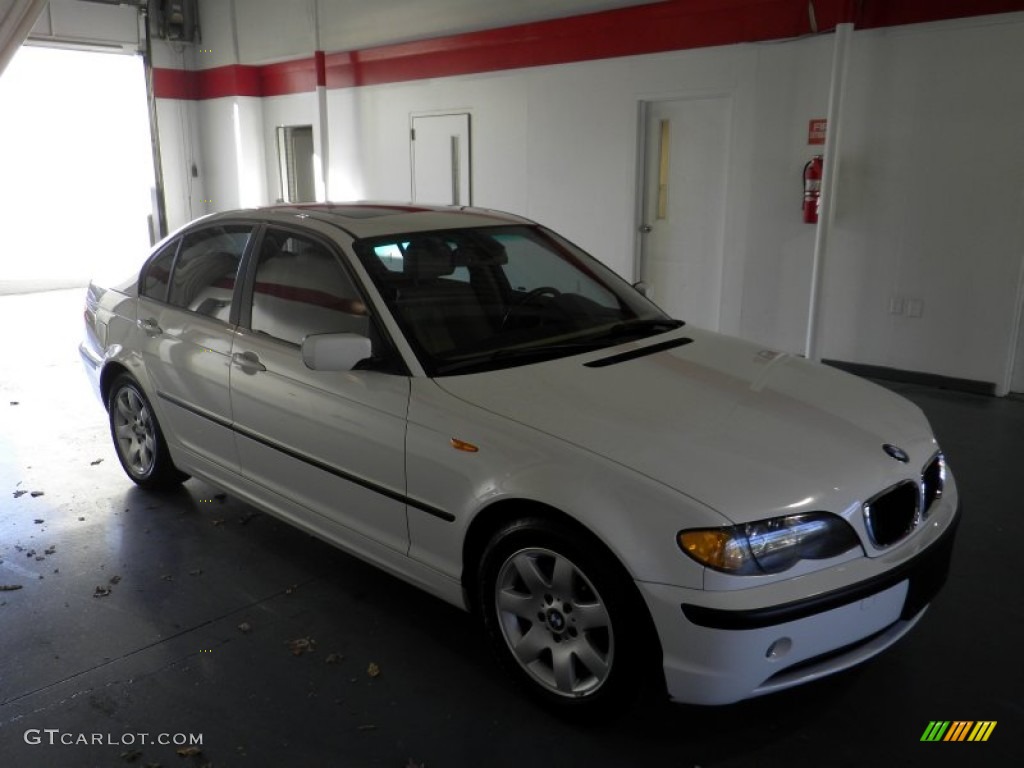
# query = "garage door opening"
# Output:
<box><xmin>0</xmin><ymin>45</ymin><xmax>154</xmax><ymax>295</ymax></box>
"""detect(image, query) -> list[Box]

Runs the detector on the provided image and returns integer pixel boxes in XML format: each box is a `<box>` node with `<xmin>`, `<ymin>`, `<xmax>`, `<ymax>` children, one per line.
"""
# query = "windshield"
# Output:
<box><xmin>353</xmin><ymin>225</ymin><xmax>680</xmax><ymax>376</ymax></box>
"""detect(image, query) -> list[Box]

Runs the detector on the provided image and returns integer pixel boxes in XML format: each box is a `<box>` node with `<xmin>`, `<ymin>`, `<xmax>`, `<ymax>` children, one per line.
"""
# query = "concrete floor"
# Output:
<box><xmin>1</xmin><ymin>289</ymin><xmax>1021</xmax><ymax>768</ymax></box>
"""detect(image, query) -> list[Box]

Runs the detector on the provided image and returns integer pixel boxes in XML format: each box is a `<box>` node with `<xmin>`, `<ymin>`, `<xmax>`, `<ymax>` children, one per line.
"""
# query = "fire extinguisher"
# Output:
<box><xmin>803</xmin><ymin>155</ymin><xmax>823</xmax><ymax>224</ymax></box>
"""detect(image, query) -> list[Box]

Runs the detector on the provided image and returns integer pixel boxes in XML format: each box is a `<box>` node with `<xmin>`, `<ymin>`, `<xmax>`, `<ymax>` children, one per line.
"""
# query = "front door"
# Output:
<box><xmin>638</xmin><ymin>97</ymin><xmax>731</xmax><ymax>330</ymax></box>
<box><xmin>229</xmin><ymin>226</ymin><xmax>410</xmax><ymax>554</ymax></box>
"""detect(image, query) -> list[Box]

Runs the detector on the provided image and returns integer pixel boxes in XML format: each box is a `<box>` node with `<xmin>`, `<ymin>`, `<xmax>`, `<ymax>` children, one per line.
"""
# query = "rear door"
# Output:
<box><xmin>229</xmin><ymin>226</ymin><xmax>411</xmax><ymax>554</ymax></box>
<box><xmin>137</xmin><ymin>223</ymin><xmax>254</xmax><ymax>472</ymax></box>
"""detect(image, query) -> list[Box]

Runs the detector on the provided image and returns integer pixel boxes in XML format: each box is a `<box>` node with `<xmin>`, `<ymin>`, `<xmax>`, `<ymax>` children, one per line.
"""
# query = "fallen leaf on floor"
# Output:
<box><xmin>33</xmin><ymin>519</ymin><xmax>44</xmax><ymax>524</ymax></box>
<box><xmin>0</xmin><ymin>585</ymin><xmax>23</xmax><ymax>591</ymax></box>
<box><xmin>78</xmin><ymin>516</ymin><xmax>85</xmax><ymax>521</ymax></box>
<box><xmin>9</xmin><ymin>401</ymin><xmax>18</xmax><ymax>405</ymax></box>
<box><xmin>94</xmin><ymin>586</ymin><xmax>112</xmax><ymax>597</ymax></box>
<box><xmin>325</xmin><ymin>652</ymin><xmax>343</xmax><ymax>664</ymax></box>
<box><xmin>287</xmin><ymin>637</ymin><xmax>316</xmax><ymax>656</ymax></box>
<box><xmin>12</xmin><ymin>490</ymin><xmax>26</xmax><ymax>498</ymax></box>
<box><xmin>176</xmin><ymin>746</ymin><xmax>202</xmax><ymax>757</ymax></box>
<box><xmin>237</xmin><ymin>621</ymin><xmax>252</xmax><ymax>633</ymax></box>
<box><xmin>367</xmin><ymin>662</ymin><xmax>381</xmax><ymax>678</ymax></box>
<box><xmin>44</xmin><ymin>545</ymin><xmax>56</xmax><ymax>555</ymax></box>
<box><xmin>25</xmin><ymin>549</ymin><xmax>36</xmax><ymax>558</ymax></box>
<box><xmin>109</xmin><ymin>575</ymin><xmax>122</xmax><ymax>585</ymax></box>
<box><xmin>90</xmin><ymin>458</ymin><xmax>103</xmax><ymax>466</ymax></box>
<box><xmin>30</xmin><ymin>491</ymin><xmax>44</xmax><ymax>497</ymax></box>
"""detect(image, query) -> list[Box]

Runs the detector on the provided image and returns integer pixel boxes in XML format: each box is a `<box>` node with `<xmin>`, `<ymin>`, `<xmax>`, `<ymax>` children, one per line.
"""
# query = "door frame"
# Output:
<box><xmin>409</xmin><ymin>109</ymin><xmax>474</xmax><ymax>206</ymax></box>
<box><xmin>632</xmin><ymin>91</ymin><xmax>735</xmax><ymax>327</ymax></box>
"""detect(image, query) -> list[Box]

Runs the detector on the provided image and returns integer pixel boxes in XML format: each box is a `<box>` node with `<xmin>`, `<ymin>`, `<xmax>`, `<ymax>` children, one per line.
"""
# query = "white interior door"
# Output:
<box><xmin>638</xmin><ymin>97</ymin><xmax>730</xmax><ymax>329</ymax></box>
<box><xmin>411</xmin><ymin>113</ymin><xmax>471</xmax><ymax>206</ymax></box>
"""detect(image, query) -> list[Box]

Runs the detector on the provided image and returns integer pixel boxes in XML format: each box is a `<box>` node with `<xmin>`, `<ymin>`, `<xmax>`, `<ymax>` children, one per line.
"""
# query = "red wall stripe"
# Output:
<box><xmin>152</xmin><ymin>0</ymin><xmax>1023</xmax><ymax>100</ymax></box>
<box><xmin>261</xmin><ymin>57</ymin><xmax>318</xmax><ymax>97</ymax></box>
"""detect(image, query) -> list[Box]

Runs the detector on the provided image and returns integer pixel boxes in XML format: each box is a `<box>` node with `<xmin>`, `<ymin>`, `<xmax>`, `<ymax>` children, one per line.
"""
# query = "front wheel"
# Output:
<box><xmin>107</xmin><ymin>374</ymin><xmax>187</xmax><ymax>489</ymax></box>
<box><xmin>477</xmin><ymin>517</ymin><xmax>655</xmax><ymax>718</ymax></box>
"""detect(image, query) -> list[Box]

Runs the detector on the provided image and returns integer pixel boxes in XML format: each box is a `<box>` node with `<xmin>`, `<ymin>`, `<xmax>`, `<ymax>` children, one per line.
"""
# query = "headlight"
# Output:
<box><xmin>678</xmin><ymin>513</ymin><xmax>861</xmax><ymax>575</ymax></box>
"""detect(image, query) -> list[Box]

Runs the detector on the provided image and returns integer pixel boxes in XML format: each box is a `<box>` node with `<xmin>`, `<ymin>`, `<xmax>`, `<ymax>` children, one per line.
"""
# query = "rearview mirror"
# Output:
<box><xmin>301</xmin><ymin>333</ymin><xmax>373</xmax><ymax>372</ymax></box>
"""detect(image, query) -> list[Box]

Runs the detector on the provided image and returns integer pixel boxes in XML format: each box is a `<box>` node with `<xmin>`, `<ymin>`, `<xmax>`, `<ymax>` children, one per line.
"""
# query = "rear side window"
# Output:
<box><xmin>167</xmin><ymin>225</ymin><xmax>252</xmax><ymax>321</ymax></box>
<box><xmin>141</xmin><ymin>240</ymin><xmax>178</xmax><ymax>302</ymax></box>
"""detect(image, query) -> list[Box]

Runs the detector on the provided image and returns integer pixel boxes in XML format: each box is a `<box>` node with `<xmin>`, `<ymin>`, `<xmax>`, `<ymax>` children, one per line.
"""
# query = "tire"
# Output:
<box><xmin>477</xmin><ymin>516</ymin><xmax>656</xmax><ymax>719</ymax></box>
<box><xmin>107</xmin><ymin>374</ymin><xmax>187</xmax><ymax>490</ymax></box>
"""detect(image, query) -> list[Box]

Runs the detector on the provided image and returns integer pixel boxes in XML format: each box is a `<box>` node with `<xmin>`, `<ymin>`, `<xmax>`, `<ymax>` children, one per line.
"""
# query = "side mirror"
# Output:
<box><xmin>301</xmin><ymin>333</ymin><xmax>373</xmax><ymax>372</ymax></box>
<box><xmin>633</xmin><ymin>281</ymin><xmax>650</xmax><ymax>298</ymax></box>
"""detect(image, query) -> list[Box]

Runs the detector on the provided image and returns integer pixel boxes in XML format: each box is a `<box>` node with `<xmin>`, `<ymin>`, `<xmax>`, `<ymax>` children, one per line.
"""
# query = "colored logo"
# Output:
<box><xmin>920</xmin><ymin>721</ymin><xmax>996</xmax><ymax>742</ymax></box>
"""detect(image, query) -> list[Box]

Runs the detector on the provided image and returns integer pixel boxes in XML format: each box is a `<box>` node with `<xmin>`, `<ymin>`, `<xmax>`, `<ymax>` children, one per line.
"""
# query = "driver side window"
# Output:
<box><xmin>249</xmin><ymin>229</ymin><xmax>370</xmax><ymax>346</ymax></box>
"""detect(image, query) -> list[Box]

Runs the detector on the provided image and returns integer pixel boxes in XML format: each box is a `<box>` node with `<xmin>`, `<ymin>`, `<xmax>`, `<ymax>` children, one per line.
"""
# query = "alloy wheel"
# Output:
<box><xmin>112</xmin><ymin>386</ymin><xmax>156</xmax><ymax>476</ymax></box>
<box><xmin>494</xmin><ymin>547</ymin><xmax>614</xmax><ymax>698</ymax></box>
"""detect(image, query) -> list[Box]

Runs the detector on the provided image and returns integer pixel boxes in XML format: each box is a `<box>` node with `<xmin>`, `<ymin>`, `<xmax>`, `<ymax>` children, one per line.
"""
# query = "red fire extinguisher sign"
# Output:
<box><xmin>808</xmin><ymin>119</ymin><xmax>827</xmax><ymax>145</ymax></box>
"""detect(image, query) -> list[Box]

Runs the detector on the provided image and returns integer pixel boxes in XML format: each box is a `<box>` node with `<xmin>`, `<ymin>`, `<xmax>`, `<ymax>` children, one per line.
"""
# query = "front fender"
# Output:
<box><xmin>405</xmin><ymin>379</ymin><xmax>726</xmax><ymax>590</ymax></box>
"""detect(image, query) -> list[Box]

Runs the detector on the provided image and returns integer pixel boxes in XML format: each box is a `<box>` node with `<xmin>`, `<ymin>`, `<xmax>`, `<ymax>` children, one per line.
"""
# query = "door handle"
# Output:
<box><xmin>138</xmin><ymin>317</ymin><xmax>162</xmax><ymax>335</ymax></box>
<box><xmin>639</xmin><ymin>224</ymin><xmax>653</xmax><ymax>234</ymax></box>
<box><xmin>232</xmin><ymin>351</ymin><xmax>267</xmax><ymax>373</ymax></box>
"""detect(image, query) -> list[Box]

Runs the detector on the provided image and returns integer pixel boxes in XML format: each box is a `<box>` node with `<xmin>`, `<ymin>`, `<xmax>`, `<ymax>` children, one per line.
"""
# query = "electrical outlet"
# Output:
<box><xmin>889</xmin><ymin>296</ymin><xmax>905</xmax><ymax>315</ymax></box>
<box><xmin>906</xmin><ymin>298</ymin><xmax>924</xmax><ymax>318</ymax></box>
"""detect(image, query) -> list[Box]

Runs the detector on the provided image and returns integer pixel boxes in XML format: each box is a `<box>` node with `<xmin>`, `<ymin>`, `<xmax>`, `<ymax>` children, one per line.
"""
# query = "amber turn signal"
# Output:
<box><xmin>678</xmin><ymin>530</ymin><xmax>734</xmax><ymax>569</ymax></box>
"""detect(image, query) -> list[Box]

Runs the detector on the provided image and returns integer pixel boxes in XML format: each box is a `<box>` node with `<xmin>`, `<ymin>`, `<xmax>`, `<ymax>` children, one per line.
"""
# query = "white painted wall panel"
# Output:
<box><xmin>156</xmin><ymin>98</ymin><xmax>205</xmax><ymax>231</ymax></box>
<box><xmin>823</xmin><ymin>17</ymin><xmax>1024</xmax><ymax>387</ymax></box>
<box><xmin>155</xmin><ymin>11</ymin><xmax>1024</xmax><ymax>390</ymax></box>
<box><xmin>196</xmin><ymin>96</ymin><xmax>267</xmax><ymax>212</ymax></box>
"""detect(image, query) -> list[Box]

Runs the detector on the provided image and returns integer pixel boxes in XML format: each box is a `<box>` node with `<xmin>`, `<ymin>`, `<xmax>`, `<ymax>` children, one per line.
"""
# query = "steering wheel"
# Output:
<box><xmin>500</xmin><ymin>286</ymin><xmax>562</xmax><ymax>329</ymax></box>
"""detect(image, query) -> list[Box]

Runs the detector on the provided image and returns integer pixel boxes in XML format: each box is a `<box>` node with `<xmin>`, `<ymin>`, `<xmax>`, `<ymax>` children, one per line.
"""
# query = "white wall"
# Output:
<box><xmin>155</xmin><ymin>9</ymin><xmax>1024</xmax><ymax>391</ymax></box>
<box><xmin>823</xmin><ymin>16</ymin><xmax>1024</xmax><ymax>390</ymax></box>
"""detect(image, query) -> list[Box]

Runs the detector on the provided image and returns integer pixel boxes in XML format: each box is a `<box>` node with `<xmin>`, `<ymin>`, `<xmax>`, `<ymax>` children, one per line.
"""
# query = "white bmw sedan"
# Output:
<box><xmin>81</xmin><ymin>204</ymin><xmax>960</xmax><ymax>716</ymax></box>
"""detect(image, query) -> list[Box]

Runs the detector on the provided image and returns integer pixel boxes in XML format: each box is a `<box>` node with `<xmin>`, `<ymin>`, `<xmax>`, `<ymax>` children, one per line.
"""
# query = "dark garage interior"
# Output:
<box><xmin>2</xmin><ymin>2</ymin><xmax>1024</xmax><ymax>767</ymax></box>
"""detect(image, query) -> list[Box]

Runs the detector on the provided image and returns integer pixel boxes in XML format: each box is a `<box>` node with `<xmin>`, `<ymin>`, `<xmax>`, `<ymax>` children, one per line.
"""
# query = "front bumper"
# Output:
<box><xmin>639</xmin><ymin>497</ymin><xmax>960</xmax><ymax>705</ymax></box>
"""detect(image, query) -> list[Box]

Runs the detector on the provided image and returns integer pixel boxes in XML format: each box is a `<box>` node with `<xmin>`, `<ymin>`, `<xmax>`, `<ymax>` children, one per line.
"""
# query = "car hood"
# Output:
<box><xmin>435</xmin><ymin>329</ymin><xmax>938</xmax><ymax>523</ymax></box>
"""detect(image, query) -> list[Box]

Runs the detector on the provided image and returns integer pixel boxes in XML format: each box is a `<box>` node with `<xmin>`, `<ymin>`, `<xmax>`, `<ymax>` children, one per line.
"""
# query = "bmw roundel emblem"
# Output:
<box><xmin>883</xmin><ymin>443</ymin><xmax>910</xmax><ymax>463</ymax></box>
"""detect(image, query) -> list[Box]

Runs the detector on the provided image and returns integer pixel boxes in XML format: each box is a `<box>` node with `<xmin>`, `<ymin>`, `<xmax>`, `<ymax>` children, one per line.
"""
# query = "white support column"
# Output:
<box><xmin>805</xmin><ymin>22</ymin><xmax>853</xmax><ymax>361</ymax></box>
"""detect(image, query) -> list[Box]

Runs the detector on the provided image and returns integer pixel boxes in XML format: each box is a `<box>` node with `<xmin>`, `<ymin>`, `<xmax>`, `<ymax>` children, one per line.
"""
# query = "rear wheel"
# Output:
<box><xmin>107</xmin><ymin>374</ymin><xmax>187</xmax><ymax>489</ymax></box>
<box><xmin>478</xmin><ymin>517</ymin><xmax>655</xmax><ymax>718</ymax></box>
